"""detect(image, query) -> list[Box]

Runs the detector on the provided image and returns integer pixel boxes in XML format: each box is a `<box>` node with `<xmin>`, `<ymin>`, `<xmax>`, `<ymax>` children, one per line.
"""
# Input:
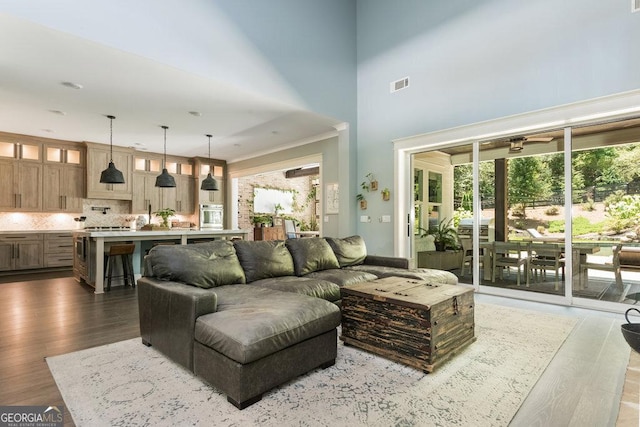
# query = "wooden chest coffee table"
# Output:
<box><xmin>340</xmin><ymin>276</ymin><xmax>475</xmax><ymax>373</ymax></box>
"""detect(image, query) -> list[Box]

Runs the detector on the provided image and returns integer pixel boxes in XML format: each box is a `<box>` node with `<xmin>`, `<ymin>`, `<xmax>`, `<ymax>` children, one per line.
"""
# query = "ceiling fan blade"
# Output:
<box><xmin>524</xmin><ymin>136</ymin><xmax>554</xmax><ymax>142</ymax></box>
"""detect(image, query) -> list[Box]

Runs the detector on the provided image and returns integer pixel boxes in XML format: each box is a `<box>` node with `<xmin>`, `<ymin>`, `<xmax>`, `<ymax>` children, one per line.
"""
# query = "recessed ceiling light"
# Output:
<box><xmin>134</xmin><ymin>142</ymin><xmax>146</xmax><ymax>147</ymax></box>
<box><xmin>49</xmin><ymin>109</ymin><xmax>66</xmax><ymax>115</ymax></box>
<box><xmin>189</xmin><ymin>111</ymin><xmax>202</xmax><ymax>117</ymax></box>
<box><xmin>41</xmin><ymin>129</ymin><xmax>54</xmax><ymax>133</ymax></box>
<box><xmin>271</xmin><ymin>130</ymin><xmax>279</xmax><ymax>135</ymax></box>
<box><xmin>61</xmin><ymin>81</ymin><xmax>83</xmax><ymax>90</ymax></box>
<box><xmin>233</xmin><ymin>143</ymin><xmax>241</xmax><ymax>147</ymax></box>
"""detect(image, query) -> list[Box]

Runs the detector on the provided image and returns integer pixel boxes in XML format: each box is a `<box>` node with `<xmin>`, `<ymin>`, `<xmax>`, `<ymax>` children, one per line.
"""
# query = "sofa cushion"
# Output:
<box><xmin>194</xmin><ymin>286</ymin><xmax>341</xmax><ymax>364</ymax></box>
<box><xmin>248</xmin><ymin>276</ymin><xmax>341</xmax><ymax>302</ymax></box>
<box><xmin>285</xmin><ymin>238</ymin><xmax>340</xmax><ymax>276</ymax></box>
<box><xmin>325</xmin><ymin>235</ymin><xmax>367</xmax><ymax>267</ymax></box>
<box><xmin>233</xmin><ymin>240</ymin><xmax>295</xmax><ymax>282</ymax></box>
<box><xmin>304</xmin><ymin>269</ymin><xmax>377</xmax><ymax>287</ymax></box>
<box><xmin>147</xmin><ymin>241</ymin><xmax>245</xmax><ymax>288</ymax></box>
<box><xmin>345</xmin><ymin>265</ymin><xmax>459</xmax><ymax>285</ymax></box>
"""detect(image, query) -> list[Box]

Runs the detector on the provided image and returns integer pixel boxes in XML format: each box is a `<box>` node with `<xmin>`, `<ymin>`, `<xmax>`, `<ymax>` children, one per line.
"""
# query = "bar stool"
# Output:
<box><xmin>104</xmin><ymin>243</ymin><xmax>136</xmax><ymax>291</ymax></box>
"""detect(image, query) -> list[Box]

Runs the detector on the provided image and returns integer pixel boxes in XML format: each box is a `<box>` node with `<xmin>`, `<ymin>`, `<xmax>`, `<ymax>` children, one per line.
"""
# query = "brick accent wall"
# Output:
<box><xmin>237</xmin><ymin>170</ymin><xmax>318</xmax><ymax>237</ymax></box>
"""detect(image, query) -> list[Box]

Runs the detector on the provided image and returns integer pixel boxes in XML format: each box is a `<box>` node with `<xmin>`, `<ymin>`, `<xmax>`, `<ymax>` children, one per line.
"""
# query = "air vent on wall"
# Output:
<box><xmin>634</xmin><ymin>0</ymin><xmax>640</xmax><ymax>12</ymax></box>
<box><xmin>390</xmin><ymin>76</ymin><xmax>410</xmax><ymax>93</ymax></box>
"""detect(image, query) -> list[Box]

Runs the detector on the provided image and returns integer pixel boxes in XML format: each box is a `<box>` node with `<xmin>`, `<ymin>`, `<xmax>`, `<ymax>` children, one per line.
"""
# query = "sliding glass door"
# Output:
<box><xmin>409</xmin><ymin>116</ymin><xmax>640</xmax><ymax>309</ymax></box>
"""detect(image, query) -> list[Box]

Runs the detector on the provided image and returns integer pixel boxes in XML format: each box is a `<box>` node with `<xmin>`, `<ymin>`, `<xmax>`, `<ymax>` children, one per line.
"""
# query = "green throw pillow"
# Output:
<box><xmin>233</xmin><ymin>240</ymin><xmax>295</xmax><ymax>282</ymax></box>
<box><xmin>148</xmin><ymin>241</ymin><xmax>245</xmax><ymax>288</ymax></box>
<box><xmin>325</xmin><ymin>235</ymin><xmax>367</xmax><ymax>267</ymax></box>
<box><xmin>285</xmin><ymin>238</ymin><xmax>340</xmax><ymax>276</ymax></box>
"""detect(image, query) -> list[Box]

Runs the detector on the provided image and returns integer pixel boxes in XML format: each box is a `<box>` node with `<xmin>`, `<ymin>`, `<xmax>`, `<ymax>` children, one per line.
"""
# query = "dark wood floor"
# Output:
<box><xmin>0</xmin><ymin>272</ymin><xmax>139</xmax><ymax>426</ymax></box>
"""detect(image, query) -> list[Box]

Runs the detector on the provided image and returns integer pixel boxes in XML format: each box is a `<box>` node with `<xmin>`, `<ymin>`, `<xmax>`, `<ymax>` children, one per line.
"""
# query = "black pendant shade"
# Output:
<box><xmin>201</xmin><ymin>134</ymin><xmax>219</xmax><ymax>191</ymax></box>
<box><xmin>201</xmin><ymin>172</ymin><xmax>219</xmax><ymax>191</ymax></box>
<box><xmin>99</xmin><ymin>115</ymin><xmax>125</xmax><ymax>184</ymax></box>
<box><xmin>100</xmin><ymin>161</ymin><xmax>125</xmax><ymax>184</ymax></box>
<box><xmin>155</xmin><ymin>168</ymin><xmax>176</xmax><ymax>187</ymax></box>
<box><xmin>156</xmin><ymin>125</ymin><xmax>176</xmax><ymax>188</ymax></box>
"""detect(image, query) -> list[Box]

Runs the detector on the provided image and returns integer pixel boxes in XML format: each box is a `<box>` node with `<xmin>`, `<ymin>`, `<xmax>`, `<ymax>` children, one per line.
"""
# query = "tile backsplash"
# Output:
<box><xmin>0</xmin><ymin>199</ymin><xmax>195</xmax><ymax>231</ymax></box>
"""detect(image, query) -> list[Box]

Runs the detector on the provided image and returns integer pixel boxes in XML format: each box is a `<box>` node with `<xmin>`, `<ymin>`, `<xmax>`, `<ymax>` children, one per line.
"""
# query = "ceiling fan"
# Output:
<box><xmin>509</xmin><ymin>135</ymin><xmax>554</xmax><ymax>152</ymax></box>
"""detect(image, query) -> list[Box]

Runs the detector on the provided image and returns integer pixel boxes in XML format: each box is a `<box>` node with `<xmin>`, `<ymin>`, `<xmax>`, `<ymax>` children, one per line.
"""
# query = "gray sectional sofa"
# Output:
<box><xmin>137</xmin><ymin>235</ymin><xmax>457</xmax><ymax>409</ymax></box>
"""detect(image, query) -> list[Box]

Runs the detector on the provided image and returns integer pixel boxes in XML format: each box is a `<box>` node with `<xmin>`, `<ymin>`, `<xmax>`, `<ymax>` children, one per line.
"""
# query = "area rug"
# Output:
<box><xmin>46</xmin><ymin>303</ymin><xmax>577</xmax><ymax>427</ymax></box>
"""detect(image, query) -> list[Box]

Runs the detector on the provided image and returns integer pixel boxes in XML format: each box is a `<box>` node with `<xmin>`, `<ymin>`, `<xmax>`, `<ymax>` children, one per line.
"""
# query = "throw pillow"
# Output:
<box><xmin>285</xmin><ymin>238</ymin><xmax>340</xmax><ymax>276</ymax></box>
<box><xmin>148</xmin><ymin>241</ymin><xmax>245</xmax><ymax>288</ymax></box>
<box><xmin>233</xmin><ymin>240</ymin><xmax>295</xmax><ymax>282</ymax></box>
<box><xmin>325</xmin><ymin>235</ymin><xmax>367</xmax><ymax>267</ymax></box>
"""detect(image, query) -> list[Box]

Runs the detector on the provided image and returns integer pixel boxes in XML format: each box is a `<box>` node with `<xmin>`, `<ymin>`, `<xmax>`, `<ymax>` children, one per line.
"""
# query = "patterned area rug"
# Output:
<box><xmin>47</xmin><ymin>303</ymin><xmax>576</xmax><ymax>427</ymax></box>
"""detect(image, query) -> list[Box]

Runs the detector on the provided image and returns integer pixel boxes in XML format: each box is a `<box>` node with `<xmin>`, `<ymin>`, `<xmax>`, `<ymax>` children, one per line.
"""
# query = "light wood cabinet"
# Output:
<box><xmin>132</xmin><ymin>172</ymin><xmax>162</xmax><ymax>213</ymax></box>
<box><xmin>162</xmin><ymin>175</ymin><xmax>195</xmax><ymax>214</ymax></box>
<box><xmin>44</xmin><ymin>233</ymin><xmax>74</xmax><ymax>267</ymax></box>
<box><xmin>85</xmin><ymin>142</ymin><xmax>133</xmax><ymax>200</ymax></box>
<box><xmin>199</xmin><ymin>177</ymin><xmax>224</xmax><ymax>205</ymax></box>
<box><xmin>43</xmin><ymin>164</ymin><xmax>85</xmax><ymax>212</ymax></box>
<box><xmin>0</xmin><ymin>234</ymin><xmax>44</xmax><ymax>271</ymax></box>
<box><xmin>0</xmin><ymin>160</ymin><xmax>42</xmax><ymax>211</ymax></box>
<box><xmin>133</xmin><ymin>153</ymin><xmax>194</xmax><ymax>214</ymax></box>
<box><xmin>196</xmin><ymin>158</ymin><xmax>226</xmax><ymax>208</ymax></box>
<box><xmin>0</xmin><ymin>140</ymin><xmax>41</xmax><ymax>161</ymax></box>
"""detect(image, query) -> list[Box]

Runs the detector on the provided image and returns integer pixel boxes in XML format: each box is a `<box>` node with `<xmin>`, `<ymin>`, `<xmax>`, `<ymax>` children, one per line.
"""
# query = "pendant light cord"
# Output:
<box><xmin>107</xmin><ymin>115</ymin><xmax>115</xmax><ymax>162</ymax></box>
<box><xmin>206</xmin><ymin>134</ymin><xmax>213</xmax><ymax>174</ymax></box>
<box><xmin>162</xmin><ymin>125</ymin><xmax>168</xmax><ymax>168</ymax></box>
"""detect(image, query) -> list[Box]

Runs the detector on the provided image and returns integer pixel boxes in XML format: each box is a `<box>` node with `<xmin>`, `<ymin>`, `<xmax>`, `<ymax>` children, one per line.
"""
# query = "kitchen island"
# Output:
<box><xmin>73</xmin><ymin>229</ymin><xmax>250</xmax><ymax>294</ymax></box>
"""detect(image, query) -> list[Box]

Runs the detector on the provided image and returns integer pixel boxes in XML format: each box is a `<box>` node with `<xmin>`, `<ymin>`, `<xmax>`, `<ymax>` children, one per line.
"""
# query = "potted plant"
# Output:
<box><xmin>356</xmin><ymin>193</ymin><xmax>367</xmax><ymax>210</ymax></box>
<box><xmin>362</xmin><ymin>173</ymin><xmax>378</xmax><ymax>192</ymax></box>
<box><xmin>251</xmin><ymin>214</ymin><xmax>272</xmax><ymax>227</ymax></box>
<box><xmin>421</xmin><ymin>218</ymin><xmax>459</xmax><ymax>252</ymax></box>
<box><xmin>154</xmin><ymin>208</ymin><xmax>176</xmax><ymax>229</ymax></box>
<box><xmin>381</xmin><ymin>188</ymin><xmax>390</xmax><ymax>201</ymax></box>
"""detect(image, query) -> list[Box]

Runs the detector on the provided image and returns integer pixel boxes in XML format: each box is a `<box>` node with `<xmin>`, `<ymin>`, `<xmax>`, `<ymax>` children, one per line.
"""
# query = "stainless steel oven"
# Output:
<box><xmin>199</xmin><ymin>204</ymin><xmax>224</xmax><ymax>230</ymax></box>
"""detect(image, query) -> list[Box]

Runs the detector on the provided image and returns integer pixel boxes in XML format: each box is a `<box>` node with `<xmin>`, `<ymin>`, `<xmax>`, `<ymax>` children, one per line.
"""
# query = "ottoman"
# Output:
<box><xmin>193</xmin><ymin>286</ymin><xmax>341</xmax><ymax>409</ymax></box>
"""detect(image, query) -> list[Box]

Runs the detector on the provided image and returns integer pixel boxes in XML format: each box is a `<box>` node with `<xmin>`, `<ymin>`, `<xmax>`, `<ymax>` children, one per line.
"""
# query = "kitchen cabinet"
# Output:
<box><xmin>0</xmin><ymin>140</ymin><xmax>41</xmax><ymax>161</ymax></box>
<box><xmin>199</xmin><ymin>178</ymin><xmax>224</xmax><ymax>205</ymax></box>
<box><xmin>196</xmin><ymin>160</ymin><xmax>226</xmax><ymax>207</ymax></box>
<box><xmin>85</xmin><ymin>142</ymin><xmax>134</xmax><ymax>200</ymax></box>
<box><xmin>0</xmin><ymin>160</ymin><xmax>43</xmax><ymax>211</ymax></box>
<box><xmin>132</xmin><ymin>172</ymin><xmax>162</xmax><ymax>213</ymax></box>
<box><xmin>0</xmin><ymin>234</ymin><xmax>44</xmax><ymax>271</ymax></box>
<box><xmin>43</xmin><ymin>164</ymin><xmax>85</xmax><ymax>212</ymax></box>
<box><xmin>44</xmin><ymin>233</ymin><xmax>74</xmax><ymax>267</ymax></box>
<box><xmin>162</xmin><ymin>175</ymin><xmax>195</xmax><ymax>214</ymax></box>
<box><xmin>133</xmin><ymin>152</ymin><xmax>194</xmax><ymax>214</ymax></box>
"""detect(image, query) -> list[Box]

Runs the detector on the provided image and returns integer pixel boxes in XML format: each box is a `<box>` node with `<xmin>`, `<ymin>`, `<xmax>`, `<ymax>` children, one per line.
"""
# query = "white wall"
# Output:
<box><xmin>356</xmin><ymin>0</ymin><xmax>640</xmax><ymax>255</ymax></box>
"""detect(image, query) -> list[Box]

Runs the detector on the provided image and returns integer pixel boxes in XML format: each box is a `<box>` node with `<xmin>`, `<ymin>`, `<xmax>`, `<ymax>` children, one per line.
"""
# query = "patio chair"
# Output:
<box><xmin>580</xmin><ymin>243</ymin><xmax>623</xmax><ymax>291</ymax></box>
<box><xmin>492</xmin><ymin>241</ymin><xmax>531</xmax><ymax>287</ymax></box>
<box><xmin>529</xmin><ymin>243</ymin><xmax>565</xmax><ymax>290</ymax></box>
<box><xmin>460</xmin><ymin>237</ymin><xmax>474</xmax><ymax>276</ymax></box>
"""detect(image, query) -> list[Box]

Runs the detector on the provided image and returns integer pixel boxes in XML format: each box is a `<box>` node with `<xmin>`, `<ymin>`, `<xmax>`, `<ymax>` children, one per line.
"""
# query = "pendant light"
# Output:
<box><xmin>155</xmin><ymin>125</ymin><xmax>176</xmax><ymax>188</ymax></box>
<box><xmin>99</xmin><ymin>115</ymin><xmax>125</xmax><ymax>184</ymax></box>
<box><xmin>200</xmin><ymin>134</ymin><xmax>219</xmax><ymax>191</ymax></box>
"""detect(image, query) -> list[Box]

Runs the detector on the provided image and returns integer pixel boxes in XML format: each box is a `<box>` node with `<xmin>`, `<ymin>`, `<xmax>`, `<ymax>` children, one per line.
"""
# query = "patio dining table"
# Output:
<box><xmin>480</xmin><ymin>240</ymin><xmax>600</xmax><ymax>290</ymax></box>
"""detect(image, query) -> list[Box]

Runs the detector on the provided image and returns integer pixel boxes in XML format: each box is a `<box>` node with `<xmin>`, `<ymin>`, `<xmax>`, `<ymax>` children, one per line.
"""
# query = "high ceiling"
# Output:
<box><xmin>0</xmin><ymin>14</ymin><xmax>342</xmax><ymax>162</ymax></box>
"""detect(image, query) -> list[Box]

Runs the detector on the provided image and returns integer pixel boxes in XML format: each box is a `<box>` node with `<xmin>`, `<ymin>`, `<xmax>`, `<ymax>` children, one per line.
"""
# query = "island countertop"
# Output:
<box><xmin>74</xmin><ymin>229</ymin><xmax>250</xmax><ymax>294</ymax></box>
<box><xmin>73</xmin><ymin>229</ymin><xmax>249</xmax><ymax>238</ymax></box>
